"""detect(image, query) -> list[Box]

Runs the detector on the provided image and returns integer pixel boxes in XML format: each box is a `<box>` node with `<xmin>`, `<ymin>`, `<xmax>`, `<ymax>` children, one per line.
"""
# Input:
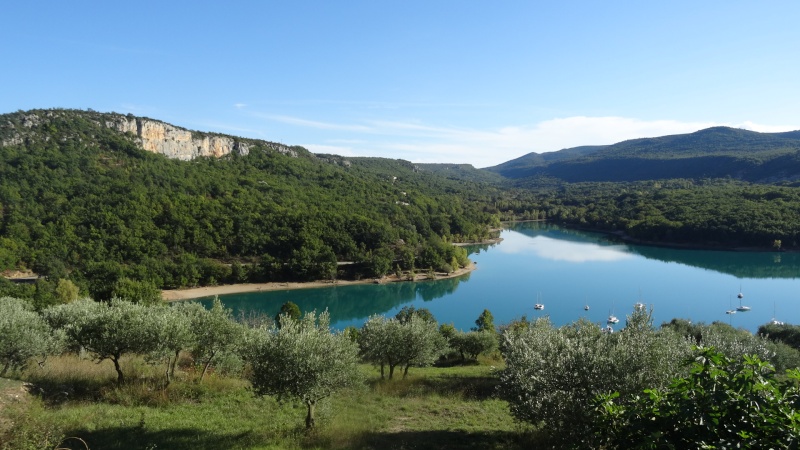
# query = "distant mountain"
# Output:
<box><xmin>485</xmin><ymin>127</ymin><xmax>800</xmax><ymax>183</ymax></box>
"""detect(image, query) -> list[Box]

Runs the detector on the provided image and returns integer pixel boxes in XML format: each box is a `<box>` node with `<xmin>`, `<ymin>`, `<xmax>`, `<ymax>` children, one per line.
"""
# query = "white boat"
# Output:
<box><xmin>725</xmin><ymin>310</ymin><xmax>736</xmax><ymax>315</ymax></box>
<box><xmin>736</xmin><ymin>297</ymin><xmax>751</xmax><ymax>312</ymax></box>
<box><xmin>770</xmin><ymin>302</ymin><xmax>783</xmax><ymax>325</ymax></box>
<box><xmin>584</xmin><ymin>304</ymin><xmax>590</xmax><ymax>311</ymax></box>
<box><xmin>634</xmin><ymin>302</ymin><xmax>645</xmax><ymax>310</ymax></box>
<box><xmin>534</xmin><ymin>293</ymin><xmax>544</xmax><ymax>310</ymax></box>
<box><xmin>607</xmin><ymin>314</ymin><xmax>619</xmax><ymax>324</ymax></box>
<box><xmin>738</xmin><ymin>284</ymin><xmax>744</xmax><ymax>299</ymax></box>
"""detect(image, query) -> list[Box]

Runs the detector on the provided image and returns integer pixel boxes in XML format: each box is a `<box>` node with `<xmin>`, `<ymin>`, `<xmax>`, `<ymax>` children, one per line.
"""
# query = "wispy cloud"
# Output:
<box><xmin>251</xmin><ymin>112</ymin><xmax>800</xmax><ymax>167</ymax></box>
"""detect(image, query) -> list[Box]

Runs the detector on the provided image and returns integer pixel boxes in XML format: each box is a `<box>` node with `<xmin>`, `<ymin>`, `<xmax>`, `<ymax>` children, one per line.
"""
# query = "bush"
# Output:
<box><xmin>596</xmin><ymin>347</ymin><xmax>800</xmax><ymax>449</ymax></box>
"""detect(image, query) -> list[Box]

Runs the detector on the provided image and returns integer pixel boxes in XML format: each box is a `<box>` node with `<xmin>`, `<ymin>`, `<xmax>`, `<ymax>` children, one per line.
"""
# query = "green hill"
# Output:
<box><xmin>485</xmin><ymin>127</ymin><xmax>800</xmax><ymax>183</ymax></box>
<box><xmin>0</xmin><ymin>109</ymin><xmax>502</xmax><ymax>300</ymax></box>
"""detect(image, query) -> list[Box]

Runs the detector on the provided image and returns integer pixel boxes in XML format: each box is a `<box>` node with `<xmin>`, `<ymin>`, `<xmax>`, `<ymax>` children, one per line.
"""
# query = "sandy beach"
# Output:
<box><xmin>162</xmin><ymin>262</ymin><xmax>477</xmax><ymax>301</ymax></box>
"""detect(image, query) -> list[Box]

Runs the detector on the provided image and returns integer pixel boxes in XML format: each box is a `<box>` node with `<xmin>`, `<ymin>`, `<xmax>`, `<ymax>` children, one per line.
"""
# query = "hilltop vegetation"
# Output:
<box><xmin>486</xmin><ymin>126</ymin><xmax>800</xmax><ymax>183</ymax></box>
<box><xmin>0</xmin><ymin>109</ymin><xmax>502</xmax><ymax>301</ymax></box>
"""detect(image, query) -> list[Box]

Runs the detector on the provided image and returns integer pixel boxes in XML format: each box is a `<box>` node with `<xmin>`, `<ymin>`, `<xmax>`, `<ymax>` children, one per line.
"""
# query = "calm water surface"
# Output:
<box><xmin>199</xmin><ymin>223</ymin><xmax>800</xmax><ymax>332</ymax></box>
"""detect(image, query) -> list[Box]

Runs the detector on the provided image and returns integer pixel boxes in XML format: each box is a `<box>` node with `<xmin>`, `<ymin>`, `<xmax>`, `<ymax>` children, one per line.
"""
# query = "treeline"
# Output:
<box><xmin>0</xmin><ymin>110</ymin><xmax>499</xmax><ymax>300</ymax></box>
<box><xmin>497</xmin><ymin>179</ymin><xmax>800</xmax><ymax>249</ymax></box>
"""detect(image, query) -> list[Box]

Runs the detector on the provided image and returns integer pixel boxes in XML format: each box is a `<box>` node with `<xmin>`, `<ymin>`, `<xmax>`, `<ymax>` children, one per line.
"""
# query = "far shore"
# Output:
<box><xmin>162</xmin><ymin>262</ymin><xmax>477</xmax><ymax>302</ymax></box>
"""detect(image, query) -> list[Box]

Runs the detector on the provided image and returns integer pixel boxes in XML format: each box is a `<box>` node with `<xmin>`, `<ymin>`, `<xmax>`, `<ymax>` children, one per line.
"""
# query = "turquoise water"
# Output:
<box><xmin>198</xmin><ymin>223</ymin><xmax>800</xmax><ymax>332</ymax></box>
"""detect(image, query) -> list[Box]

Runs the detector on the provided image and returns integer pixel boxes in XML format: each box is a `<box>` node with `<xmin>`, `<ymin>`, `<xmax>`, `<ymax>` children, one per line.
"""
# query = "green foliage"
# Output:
<box><xmin>395</xmin><ymin>305</ymin><xmax>436</xmax><ymax>324</ymax></box>
<box><xmin>42</xmin><ymin>299</ymin><xmax>165</xmax><ymax>384</ymax></box>
<box><xmin>0</xmin><ymin>109</ymin><xmax>500</xmax><ymax>294</ymax></box>
<box><xmin>498</xmin><ymin>309</ymin><xmax>692</xmax><ymax>447</ymax></box>
<box><xmin>596</xmin><ymin>347</ymin><xmax>800</xmax><ymax>449</ymax></box>
<box><xmin>275</xmin><ymin>300</ymin><xmax>301</xmax><ymax>327</ymax></box>
<box><xmin>359</xmin><ymin>314</ymin><xmax>448</xmax><ymax>380</ymax></box>
<box><xmin>110</xmin><ymin>277</ymin><xmax>162</xmax><ymax>305</ymax></box>
<box><xmin>449</xmin><ymin>330</ymin><xmax>498</xmax><ymax>361</ymax></box>
<box><xmin>0</xmin><ymin>297</ymin><xmax>60</xmax><ymax>375</ymax></box>
<box><xmin>189</xmin><ymin>297</ymin><xmax>245</xmax><ymax>381</ymax></box>
<box><xmin>244</xmin><ymin>310</ymin><xmax>363</xmax><ymax>429</ymax></box>
<box><xmin>473</xmin><ymin>308</ymin><xmax>495</xmax><ymax>333</ymax></box>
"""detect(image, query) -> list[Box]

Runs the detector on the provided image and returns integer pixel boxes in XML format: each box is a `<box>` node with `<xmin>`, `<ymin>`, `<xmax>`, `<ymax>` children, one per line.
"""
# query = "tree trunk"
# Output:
<box><xmin>1</xmin><ymin>361</ymin><xmax>9</xmax><ymax>377</ymax></box>
<box><xmin>170</xmin><ymin>349</ymin><xmax>180</xmax><ymax>378</ymax></box>
<box><xmin>305</xmin><ymin>400</ymin><xmax>316</xmax><ymax>429</ymax></box>
<box><xmin>388</xmin><ymin>364</ymin><xmax>396</xmax><ymax>380</ymax></box>
<box><xmin>380</xmin><ymin>363</ymin><xmax>385</xmax><ymax>379</ymax></box>
<box><xmin>403</xmin><ymin>364</ymin><xmax>410</xmax><ymax>379</ymax></box>
<box><xmin>112</xmin><ymin>356</ymin><xmax>124</xmax><ymax>384</ymax></box>
<box><xmin>200</xmin><ymin>358</ymin><xmax>213</xmax><ymax>382</ymax></box>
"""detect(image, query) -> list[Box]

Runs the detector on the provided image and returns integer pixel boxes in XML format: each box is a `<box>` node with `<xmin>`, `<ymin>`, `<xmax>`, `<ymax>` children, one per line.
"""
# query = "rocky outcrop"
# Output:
<box><xmin>107</xmin><ymin>116</ymin><xmax>250</xmax><ymax>160</ymax></box>
<box><xmin>0</xmin><ymin>109</ymin><xmax>311</xmax><ymax>161</ymax></box>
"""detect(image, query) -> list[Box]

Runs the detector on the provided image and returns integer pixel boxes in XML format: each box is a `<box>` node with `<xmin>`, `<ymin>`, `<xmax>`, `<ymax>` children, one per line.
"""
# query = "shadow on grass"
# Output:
<box><xmin>56</xmin><ymin>425</ymin><xmax>265</xmax><ymax>450</ymax></box>
<box><xmin>328</xmin><ymin>429</ymin><xmax>533</xmax><ymax>450</ymax></box>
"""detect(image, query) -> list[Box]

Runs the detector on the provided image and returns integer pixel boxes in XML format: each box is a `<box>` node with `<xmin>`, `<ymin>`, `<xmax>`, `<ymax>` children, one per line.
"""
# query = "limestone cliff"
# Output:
<box><xmin>1</xmin><ymin>109</ymin><xmax>301</xmax><ymax>161</ymax></box>
<box><xmin>106</xmin><ymin>116</ymin><xmax>250</xmax><ymax>160</ymax></box>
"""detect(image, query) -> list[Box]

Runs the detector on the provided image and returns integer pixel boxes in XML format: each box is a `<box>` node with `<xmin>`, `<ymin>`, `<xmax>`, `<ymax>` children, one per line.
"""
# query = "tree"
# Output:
<box><xmin>395</xmin><ymin>305</ymin><xmax>436</xmax><ymax>324</ymax></box>
<box><xmin>596</xmin><ymin>347</ymin><xmax>800</xmax><ymax>449</ymax></box>
<box><xmin>0</xmin><ymin>297</ymin><xmax>60</xmax><ymax>375</ymax></box>
<box><xmin>190</xmin><ymin>297</ymin><xmax>244</xmax><ymax>381</ymax></box>
<box><xmin>111</xmin><ymin>277</ymin><xmax>163</xmax><ymax>305</ymax></box>
<box><xmin>358</xmin><ymin>314</ymin><xmax>447</xmax><ymax>379</ymax></box>
<box><xmin>43</xmin><ymin>298</ymin><xmax>164</xmax><ymax>384</ymax></box>
<box><xmin>54</xmin><ymin>279</ymin><xmax>79</xmax><ymax>304</ymax></box>
<box><xmin>473</xmin><ymin>309</ymin><xmax>495</xmax><ymax>333</ymax></box>
<box><xmin>498</xmin><ymin>312</ymin><xmax>692</xmax><ymax>447</ymax></box>
<box><xmin>275</xmin><ymin>301</ymin><xmax>301</xmax><ymax>327</ymax></box>
<box><xmin>450</xmin><ymin>330</ymin><xmax>497</xmax><ymax>361</ymax></box>
<box><xmin>245</xmin><ymin>310</ymin><xmax>362</xmax><ymax>429</ymax></box>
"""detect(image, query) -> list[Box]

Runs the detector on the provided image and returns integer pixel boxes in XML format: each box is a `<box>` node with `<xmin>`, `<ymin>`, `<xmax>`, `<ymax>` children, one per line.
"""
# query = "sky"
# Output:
<box><xmin>2</xmin><ymin>1</ymin><xmax>800</xmax><ymax>168</ymax></box>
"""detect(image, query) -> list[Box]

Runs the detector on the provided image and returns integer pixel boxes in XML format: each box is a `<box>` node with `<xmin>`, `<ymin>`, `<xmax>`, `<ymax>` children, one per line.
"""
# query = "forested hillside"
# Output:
<box><xmin>0</xmin><ymin>109</ymin><xmax>502</xmax><ymax>302</ymax></box>
<box><xmin>486</xmin><ymin>126</ymin><xmax>800</xmax><ymax>183</ymax></box>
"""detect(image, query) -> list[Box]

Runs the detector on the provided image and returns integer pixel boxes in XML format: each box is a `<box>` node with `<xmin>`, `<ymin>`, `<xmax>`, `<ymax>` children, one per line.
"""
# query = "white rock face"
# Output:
<box><xmin>110</xmin><ymin>117</ymin><xmax>249</xmax><ymax>160</ymax></box>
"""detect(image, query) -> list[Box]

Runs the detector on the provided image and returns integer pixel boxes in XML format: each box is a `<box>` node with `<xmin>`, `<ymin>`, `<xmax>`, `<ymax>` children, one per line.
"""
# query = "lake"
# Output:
<box><xmin>198</xmin><ymin>222</ymin><xmax>800</xmax><ymax>332</ymax></box>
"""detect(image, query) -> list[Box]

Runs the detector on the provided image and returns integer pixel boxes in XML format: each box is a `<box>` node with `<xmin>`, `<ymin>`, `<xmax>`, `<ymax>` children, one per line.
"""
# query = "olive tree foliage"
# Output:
<box><xmin>358</xmin><ymin>314</ymin><xmax>447</xmax><ymax>379</ymax></box>
<box><xmin>0</xmin><ymin>297</ymin><xmax>62</xmax><ymax>375</ymax></box>
<box><xmin>498</xmin><ymin>308</ymin><xmax>692</xmax><ymax>447</ymax></box>
<box><xmin>146</xmin><ymin>302</ymin><xmax>196</xmax><ymax>384</ymax></box>
<box><xmin>189</xmin><ymin>297</ymin><xmax>245</xmax><ymax>382</ymax></box>
<box><xmin>596</xmin><ymin>347</ymin><xmax>800</xmax><ymax>449</ymax></box>
<box><xmin>42</xmin><ymin>298</ymin><xmax>166</xmax><ymax>384</ymax></box>
<box><xmin>449</xmin><ymin>330</ymin><xmax>497</xmax><ymax>361</ymax></box>
<box><xmin>243</xmin><ymin>310</ymin><xmax>362</xmax><ymax>429</ymax></box>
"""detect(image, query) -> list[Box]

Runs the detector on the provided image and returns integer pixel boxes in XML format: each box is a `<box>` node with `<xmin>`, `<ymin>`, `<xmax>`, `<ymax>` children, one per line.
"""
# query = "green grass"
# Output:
<box><xmin>1</xmin><ymin>355</ymin><xmax>534</xmax><ymax>450</ymax></box>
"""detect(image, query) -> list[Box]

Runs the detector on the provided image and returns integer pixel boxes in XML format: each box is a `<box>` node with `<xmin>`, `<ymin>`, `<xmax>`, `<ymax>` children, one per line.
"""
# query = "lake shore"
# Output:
<box><xmin>162</xmin><ymin>261</ymin><xmax>477</xmax><ymax>301</ymax></box>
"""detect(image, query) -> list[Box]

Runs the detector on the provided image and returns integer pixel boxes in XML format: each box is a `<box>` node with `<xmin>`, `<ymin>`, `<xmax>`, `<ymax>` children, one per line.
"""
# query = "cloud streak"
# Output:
<box><xmin>252</xmin><ymin>113</ymin><xmax>800</xmax><ymax>167</ymax></box>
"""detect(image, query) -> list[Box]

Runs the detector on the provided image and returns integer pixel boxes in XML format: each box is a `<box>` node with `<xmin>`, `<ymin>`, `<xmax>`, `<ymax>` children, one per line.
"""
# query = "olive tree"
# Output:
<box><xmin>498</xmin><ymin>309</ymin><xmax>692</xmax><ymax>447</ymax></box>
<box><xmin>359</xmin><ymin>314</ymin><xmax>447</xmax><ymax>379</ymax></box>
<box><xmin>190</xmin><ymin>297</ymin><xmax>244</xmax><ymax>381</ymax></box>
<box><xmin>449</xmin><ymin>330</ymin><xmax>497</xmax><ymax>361</ymax></box>
<box><xmin>0</xmin><ymin>297</ymin><xmax>60</xmax><ymax>375</ymax></box>
<box><xmin>244</xmin><ymin>310</ymin><xmax>362</xmax><ymax>429</ymax></box>
<box><xmin>43</xmin><ymin>298</ymin><xmax>165</xmax><ymax>384</ymax></box>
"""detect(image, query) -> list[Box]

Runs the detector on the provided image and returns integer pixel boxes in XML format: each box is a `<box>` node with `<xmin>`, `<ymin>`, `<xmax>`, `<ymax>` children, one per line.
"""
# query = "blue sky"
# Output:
<box><xmin>3</xmin><ymin>1</ymin><xmax>799</xmax><ymax>167</ymax></box>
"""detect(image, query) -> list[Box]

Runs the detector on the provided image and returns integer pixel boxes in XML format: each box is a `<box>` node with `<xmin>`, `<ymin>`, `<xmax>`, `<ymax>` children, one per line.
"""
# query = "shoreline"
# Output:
<box><xmin>162</xmin><ymin>261</ymin><xmax>477</xmax><ymax>302</ymax></box>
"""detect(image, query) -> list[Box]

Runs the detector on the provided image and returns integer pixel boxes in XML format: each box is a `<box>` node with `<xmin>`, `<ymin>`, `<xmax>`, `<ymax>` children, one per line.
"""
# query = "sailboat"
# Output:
<box><xmin>737</xmin><ymin>284</ymin><xmax>744</xmax><ymax>299</ymax></box>
<box><xmin>725</xmin><ymin>296</ymin><xmax>736</xmax><ymax>315</ymax></box>
<box><xmin>534</xmin><ymin>293</ymin><xmax>544</xmax><ymax>310</ymax></box>
<box><xmin>736</xmin><ymin>296</ymin><xmax>751</xmax><ymax>312</ymax></box>
<box><xmin>770</xmin><ymin>302</ymin><xmax>784</xmax><ymax>325</ymax></box>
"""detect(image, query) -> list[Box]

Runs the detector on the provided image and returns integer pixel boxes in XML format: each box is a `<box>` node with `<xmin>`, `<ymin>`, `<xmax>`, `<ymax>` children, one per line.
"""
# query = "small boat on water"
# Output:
<box><xmin>607</xmin><ymin>314</ymin><xmax>619</xmax><ymax>324</ymax></box>
<box><xmin>634</xmin><ymin>302</ymin><xmax>645</xmax><ymax>310</ymax></box>
<box><xmin>736</xmin><ymin>297</ymin><xmax>751</xmax><ymax>312</ymax></box>
<box><xmin>770</xmin><ymin>302</ymin><xmax>784</xmax><ymax>325</ymax></box>
<box><xmin>584</xmin><ymin>304</ymin><xmax>590</xmax><ymax>311</ymax></box>
<box><xmin>534</xmin><ymin>293</ymin><xmax>544</xmax><ymax>310</ymax></box>
<box><xmin>725</xmin><ymin>310</ymin><xmax>736</xmax><ymax>315</ymax></box>
<box><xmin>738</xmin><ymin>284</ymin><xmax>744</xmax><ymax>299</ymax></box>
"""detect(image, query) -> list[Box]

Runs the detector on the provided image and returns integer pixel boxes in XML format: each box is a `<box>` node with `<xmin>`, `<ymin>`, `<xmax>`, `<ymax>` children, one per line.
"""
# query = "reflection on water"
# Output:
<box><xmin>498</xmin><ymin>232</ymin><xmax>633</xmax><ymax>263</ymax></box>
<box><xmin>198</xmin><ymin>222</ymin><xmax>800</xmax><ymax>333</ymax></box>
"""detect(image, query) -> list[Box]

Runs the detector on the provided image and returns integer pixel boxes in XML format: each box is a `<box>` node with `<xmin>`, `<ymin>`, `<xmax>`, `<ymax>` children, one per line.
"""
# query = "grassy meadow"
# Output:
<box><xmin>0</xmin><ymin>354</ymin><xmax>537</xmax><ymax>450</ymax></box>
